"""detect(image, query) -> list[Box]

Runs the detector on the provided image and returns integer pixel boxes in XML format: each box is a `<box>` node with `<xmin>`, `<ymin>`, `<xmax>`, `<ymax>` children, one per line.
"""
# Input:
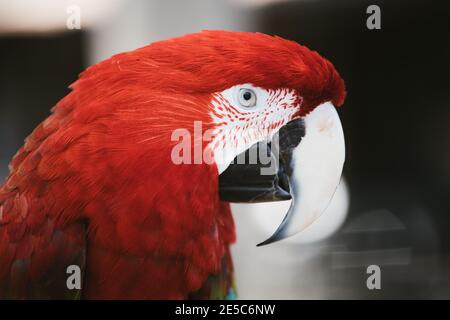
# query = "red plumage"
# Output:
<box><xmin>0</xmin><ymin>30</ymin><xmax>344</xmax><ymax>299</ymax></box>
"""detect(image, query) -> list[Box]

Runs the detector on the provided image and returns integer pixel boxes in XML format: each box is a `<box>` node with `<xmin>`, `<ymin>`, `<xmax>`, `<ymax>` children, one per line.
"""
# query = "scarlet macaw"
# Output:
<box><xmin>0</xmin><ymin>30</ymin><xmax>345</xmax><ymax>299</ymax></box>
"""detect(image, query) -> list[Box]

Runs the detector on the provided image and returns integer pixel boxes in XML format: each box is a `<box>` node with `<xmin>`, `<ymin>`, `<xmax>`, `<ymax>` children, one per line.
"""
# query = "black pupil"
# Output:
<box><xmin>243</xmin><ymin>91</ymin><xmax>252</xmax><ymax>101</ymax></box>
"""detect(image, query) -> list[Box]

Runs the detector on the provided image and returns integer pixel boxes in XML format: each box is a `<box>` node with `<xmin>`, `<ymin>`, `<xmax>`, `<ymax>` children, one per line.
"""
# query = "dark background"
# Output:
<box><xmin>256</xmin><ymin>0</ymin><xmax>450</xmax><ymax>298</ymax></box>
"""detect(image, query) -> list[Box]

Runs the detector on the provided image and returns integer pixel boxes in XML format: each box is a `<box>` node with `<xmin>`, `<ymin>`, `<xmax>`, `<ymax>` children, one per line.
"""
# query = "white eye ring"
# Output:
<box><xmin>237</xmin><ymin>88</ymin><xmax>257</xmax><ymax>108</ymax></box>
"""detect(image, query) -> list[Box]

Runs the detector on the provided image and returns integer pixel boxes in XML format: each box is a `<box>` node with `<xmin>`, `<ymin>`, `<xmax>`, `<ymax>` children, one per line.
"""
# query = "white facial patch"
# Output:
<box><xmin>209</xmin><ymin>84</ymin><xmax>301</xmax><ymax>173</ymax></box>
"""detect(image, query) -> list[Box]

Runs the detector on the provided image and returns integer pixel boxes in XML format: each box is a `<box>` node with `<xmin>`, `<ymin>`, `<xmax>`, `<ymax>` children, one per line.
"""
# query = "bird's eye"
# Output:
<box><xmin>238</xmin><ymin>88</ymin><xmax>257</xmax><ymax>108</ymax></box>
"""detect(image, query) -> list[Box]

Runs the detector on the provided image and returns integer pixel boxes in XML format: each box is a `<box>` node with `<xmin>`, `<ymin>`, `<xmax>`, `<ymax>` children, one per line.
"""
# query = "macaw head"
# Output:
<box><xmin>69</xmin><ymin>30</ymin><xmax>345</xmax><ymax>246</ymax></box>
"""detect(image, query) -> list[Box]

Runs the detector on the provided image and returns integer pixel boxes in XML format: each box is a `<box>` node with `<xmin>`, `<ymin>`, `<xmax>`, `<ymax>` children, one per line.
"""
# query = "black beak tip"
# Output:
<box><xmin>256</xmin><ymin>241</ymin><xmax>269</xmax><ymax>247</ymax></box>
<box><xmin>256</xmin><ymin>233</ymin><xmax>283</xmax><ymax>247</ymax></box>
<box><xmin>256</xmin><ymin>239</ymin><xmax>275</xmax><ymax>247</ymax></box>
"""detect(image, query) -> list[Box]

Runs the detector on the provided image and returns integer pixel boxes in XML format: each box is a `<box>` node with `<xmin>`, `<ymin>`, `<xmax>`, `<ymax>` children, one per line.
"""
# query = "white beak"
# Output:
<box><xmin>258</xmin><ymin>102</ymin><xmax>345</xmax><ymax>245</ymax></box>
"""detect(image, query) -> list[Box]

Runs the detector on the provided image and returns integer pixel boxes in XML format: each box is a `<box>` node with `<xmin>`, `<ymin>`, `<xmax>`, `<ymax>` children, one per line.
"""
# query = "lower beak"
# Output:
<box><xmin>219</xmin><ymin>102</ymin><xmax>345</xmax><ymax>246</ymax></box>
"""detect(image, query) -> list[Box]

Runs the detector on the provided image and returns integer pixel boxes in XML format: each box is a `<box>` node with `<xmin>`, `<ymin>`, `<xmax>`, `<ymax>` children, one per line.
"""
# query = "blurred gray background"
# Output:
<box><xmin>1</xmin><ymin>0</ymin><xmax>449</xmax><ymax>299</ymax></box>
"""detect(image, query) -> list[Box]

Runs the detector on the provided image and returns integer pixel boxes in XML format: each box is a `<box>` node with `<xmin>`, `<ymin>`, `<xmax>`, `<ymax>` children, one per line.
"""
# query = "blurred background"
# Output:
<box><xmin>1</xmin><ymin>0</ymin><xmax>449</xmax><ymax>299</ymax></box>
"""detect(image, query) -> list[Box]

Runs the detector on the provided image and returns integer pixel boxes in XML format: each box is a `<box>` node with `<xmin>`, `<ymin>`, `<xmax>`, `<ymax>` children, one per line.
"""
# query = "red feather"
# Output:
<box><xmin>0</xmin><ymin>30</ymin><xmax>344</xmax><ymax>299</ymax></box>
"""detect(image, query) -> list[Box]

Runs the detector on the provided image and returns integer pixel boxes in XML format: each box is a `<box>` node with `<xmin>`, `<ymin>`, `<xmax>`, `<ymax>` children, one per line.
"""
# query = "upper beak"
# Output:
<box><xmin>219</xmin><ymin>101</ymin><xmax>345</xmax><ymax>246</ymax></box>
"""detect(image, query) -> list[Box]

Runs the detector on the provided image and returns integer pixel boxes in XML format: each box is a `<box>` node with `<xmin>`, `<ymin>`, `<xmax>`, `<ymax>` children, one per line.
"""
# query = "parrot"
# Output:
<box><xmin>0</xmin><ymin>30</ymin><xmax>346</xmax><ymax>299</ymax></box>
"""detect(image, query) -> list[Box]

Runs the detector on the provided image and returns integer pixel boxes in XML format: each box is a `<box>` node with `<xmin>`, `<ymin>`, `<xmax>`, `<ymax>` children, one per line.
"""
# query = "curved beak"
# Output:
<box><xmin>257</xmin><ymin>102</ymin><xmax>345</xmax><ymax>245</ymax></box>
<box><xmin>219</xmin><ymin>101</ymin><xmax>345</xmax><ymax>246</ymax></box>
